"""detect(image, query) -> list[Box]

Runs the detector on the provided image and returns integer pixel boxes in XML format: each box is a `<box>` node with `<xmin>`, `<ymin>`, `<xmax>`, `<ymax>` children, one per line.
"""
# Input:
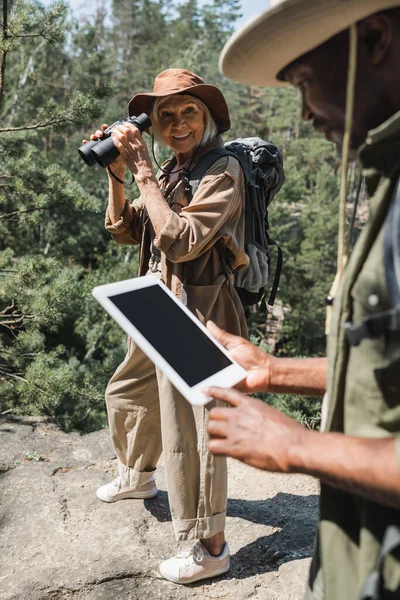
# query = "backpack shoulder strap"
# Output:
<box><xmin>359</xmin><ymin>525</ymin><xmax>400</xmax><ymax>600</ymax></box>
<box><xmin>185</xmin><ymin>146</ymin><xmax>246</xmax><ymax>202</ymax></box>
<box><xmin>224</xmin><ymin>141</ymin><xmax>252</xmax><ymax>182</ymax></box>
<box><xmin>385</xmin><ymin>178</ymin><xmax>400</xmax><ymax>306</ymax></box>
<box><xmin>345</xmin><ymin>177</ymin><xmax>400</xmax><ymax>346</ymax></box>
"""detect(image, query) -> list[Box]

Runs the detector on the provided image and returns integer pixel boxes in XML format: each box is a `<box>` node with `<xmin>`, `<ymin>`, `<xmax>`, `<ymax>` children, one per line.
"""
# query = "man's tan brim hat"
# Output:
<box><xmin>220</xmin><ymin>0</ymin><xmax>400</xmax><ymax>87</ymax></box>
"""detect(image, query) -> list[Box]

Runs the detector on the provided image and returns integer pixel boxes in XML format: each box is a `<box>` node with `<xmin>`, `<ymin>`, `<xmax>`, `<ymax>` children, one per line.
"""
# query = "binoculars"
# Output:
<box><xmin>78</xmin><ymin>113</ymin><xmax>152</xmax><ymax>168</ymax></box>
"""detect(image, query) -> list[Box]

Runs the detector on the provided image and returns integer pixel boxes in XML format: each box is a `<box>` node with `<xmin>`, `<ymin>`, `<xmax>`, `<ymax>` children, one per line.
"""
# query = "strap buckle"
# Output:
<box><xmin>345</xmin><ymin>307</ymin><xmax>400</xmax><ymax>346</ymax></box>
<box><xmin>149</xmin><ymin>254</ymin><xmax>161</xmax><ymax>273</ymax></box>
<box><xmin>344</xmin><ymin>321</ymin><xmax>372</xmax><ymax>346</ymax></box>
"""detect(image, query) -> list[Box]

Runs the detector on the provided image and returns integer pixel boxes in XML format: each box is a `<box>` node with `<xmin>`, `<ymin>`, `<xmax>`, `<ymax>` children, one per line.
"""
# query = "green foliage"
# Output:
<box><xmin>0</xmin><ymin>250</ymin><xmax>136</xmax><ymax>430</ymax></box>
<box><xmin>0</xmin><ymin>0</ymin><xmax>341</xmax><ymax>432</ymax></box>
<box><xmin>271</xmin><ymin>158</ymin><xmax>340</xmax><ymax>357</ymax></box>
<box><xmin>0</xmin><ymin>0</ymin><xmax>133</xmax><ymax>430</ymax></box>
<box><xmin>263</xmin><ymin>392</ymin><xmax>322</xmax><ymax>430</ymax></box>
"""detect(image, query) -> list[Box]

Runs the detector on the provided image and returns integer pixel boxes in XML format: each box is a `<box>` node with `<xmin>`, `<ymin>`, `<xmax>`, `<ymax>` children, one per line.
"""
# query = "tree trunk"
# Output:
<box><xmin>0</xmin><ymin>0</ymin><xmax>9</xmax><ymax>112</ymax></box>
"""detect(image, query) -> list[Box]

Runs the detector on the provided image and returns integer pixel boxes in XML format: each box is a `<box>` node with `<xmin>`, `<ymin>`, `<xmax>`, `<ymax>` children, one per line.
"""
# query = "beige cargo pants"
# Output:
<box><xmin>105</xmin><ymin>264</ymin><xmax>227</xmax><ymax>542</ymax></box>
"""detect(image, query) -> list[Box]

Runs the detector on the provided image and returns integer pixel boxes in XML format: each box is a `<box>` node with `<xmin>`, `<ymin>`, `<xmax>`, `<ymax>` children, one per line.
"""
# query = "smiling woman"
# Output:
<box><xmin>84</xmin><ymin>68</ymin><xmax>248</xmax><ymax>586</ymax></box>
<box><xmin>151</xmin><ymin>95</ymin><xmax>218</xmax><ymax>157</ymax></box>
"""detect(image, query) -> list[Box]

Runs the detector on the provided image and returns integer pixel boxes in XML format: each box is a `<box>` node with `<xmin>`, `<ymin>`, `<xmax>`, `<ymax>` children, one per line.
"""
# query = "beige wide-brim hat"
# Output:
<box><xmin>220</xmin><ymin>0</ymin><xmax>400</xmax><ymax>87</ymax></box>
<box><xmin>128</xmin><ymin>68</ymin><xmax>231</xmax><ymax>134</ymax></box>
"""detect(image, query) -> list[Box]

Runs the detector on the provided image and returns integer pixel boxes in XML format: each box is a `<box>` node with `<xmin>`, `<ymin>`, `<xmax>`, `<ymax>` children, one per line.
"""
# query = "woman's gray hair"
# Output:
<box><xmin>150</xmin><ymin>94</ymin><xmax>218</xmax><ymax>146</ymax></box>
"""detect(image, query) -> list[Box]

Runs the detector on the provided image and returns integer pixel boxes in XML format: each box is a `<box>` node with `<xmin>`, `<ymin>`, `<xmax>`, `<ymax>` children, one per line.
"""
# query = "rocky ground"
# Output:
<box><xmin>0</xmin><ymin>414</ymin><xmax>319</xmax><ymax>600</ymax></box>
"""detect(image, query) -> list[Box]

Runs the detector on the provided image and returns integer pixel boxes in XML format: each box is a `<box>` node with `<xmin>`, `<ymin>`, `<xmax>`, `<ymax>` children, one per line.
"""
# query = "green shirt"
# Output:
<box><xmin>306</xmin><ymin>111</ymin><xmax>400</xmax><ymax>600</ymax></box>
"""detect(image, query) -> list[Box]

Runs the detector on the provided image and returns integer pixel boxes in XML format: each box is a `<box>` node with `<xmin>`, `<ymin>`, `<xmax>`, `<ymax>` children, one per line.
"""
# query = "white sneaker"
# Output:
<box><xmin>159</xmin><ymin>541</ymin><xmax>230</xmax><ymax>584</ymax></box>
<box><xmin>96</xmin><ymin>476</ymin><xmax>158</xmax><ymax>503</ymax></box>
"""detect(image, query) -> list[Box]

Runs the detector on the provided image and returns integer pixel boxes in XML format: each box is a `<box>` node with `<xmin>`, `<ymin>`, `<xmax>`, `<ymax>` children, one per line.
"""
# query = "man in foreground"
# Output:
<box><xmin>205</xmin><ymin>1</ymin><xmax>400</xmax><ymax>598</ymax></box>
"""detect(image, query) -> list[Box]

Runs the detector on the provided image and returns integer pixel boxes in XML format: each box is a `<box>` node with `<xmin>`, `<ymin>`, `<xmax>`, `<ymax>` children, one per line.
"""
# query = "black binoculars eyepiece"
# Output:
<box><xmin>78</xmin><ymin>113</ymin><xmax>152</xmax><ymax>168</ymax></box>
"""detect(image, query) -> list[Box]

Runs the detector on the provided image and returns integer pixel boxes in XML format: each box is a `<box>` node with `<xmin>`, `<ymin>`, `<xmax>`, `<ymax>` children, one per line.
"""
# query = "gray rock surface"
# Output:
<box><xmin>0</xmin><ymin>415</ymin><xmax>319</xmax><ymax>600</ymax></box>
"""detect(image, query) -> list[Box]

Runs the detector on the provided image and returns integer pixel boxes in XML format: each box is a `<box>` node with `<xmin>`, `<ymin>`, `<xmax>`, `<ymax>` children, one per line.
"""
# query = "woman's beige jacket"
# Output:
<box><xmin>105</xmin><ymin>139</ymin><xmax>249</xmax><ymax>337</ymax></box>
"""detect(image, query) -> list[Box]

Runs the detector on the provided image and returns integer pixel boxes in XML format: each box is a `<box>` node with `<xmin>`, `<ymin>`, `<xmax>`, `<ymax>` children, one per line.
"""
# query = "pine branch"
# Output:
<box><xmin>0</xmin><ymin>303</ymin><xmax>34</xmax><ymax>330</ymax></box>
<box><xmin>7</xmin><ymin>32</ymin><xmax>52</xmax><ymax>39</ymax></box>
<box><xmin>0</xmin><ymin>116</ymin><xmax>74</xmax><ymax>132</ymax></box>
<box><xmin>0</xmin><ymin>348</ymin><xmax>37</xmax><ymax>358</ymax></box>
<box><xmin>1</xmin><ymin>302</ymin><xmax>15</xmax><ymax>313</ymax></box>
<box><xmin>0</xmin><ymin>317</ymin><xmax>23</xmax><ymax>326</ymax></box>
<box><xmin>0</xmin><ymin>369</ymin><xmax>29</xmax><ymax>384</ymax></box>
<box><xmin>0</xmin><ymin>366</ymin><xmax>46</xmax><ymax>394</ymax></box>
<box><xmin>0</xmin><ymin>206</ymin><xmax>51</xmax><ymax>220</ymax></box>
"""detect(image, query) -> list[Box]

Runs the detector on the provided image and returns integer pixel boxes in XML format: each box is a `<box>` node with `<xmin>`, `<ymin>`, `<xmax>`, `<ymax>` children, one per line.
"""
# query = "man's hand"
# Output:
<box><xmin>207</xmin><ymin>321</ymin><xmax>327</xmax><ymax>397</ymax></box>
<box><xmin>206</xmin><ymin>321</ymin><xmax>275</xmax><ymax>393</ymax></box>
<box><xmin>205</xmin><ymin>386</ymin><xmax>309</xmax><ymax>472</ymax></box>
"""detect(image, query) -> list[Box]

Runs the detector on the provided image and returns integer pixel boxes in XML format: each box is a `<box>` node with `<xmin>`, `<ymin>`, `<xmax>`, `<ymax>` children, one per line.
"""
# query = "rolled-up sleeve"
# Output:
<box><xmin>154</xmin><ymin>156</ymin><xmax>243</xmax><ymax>262</ymax></box>
<box><xmin>105</xmin><ymin>197</ymin><xmax>146</xmax><ymax>245</ymax></box>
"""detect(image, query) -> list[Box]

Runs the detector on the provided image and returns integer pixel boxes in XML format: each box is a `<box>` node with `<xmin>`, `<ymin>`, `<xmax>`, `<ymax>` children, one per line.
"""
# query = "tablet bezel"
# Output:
<box><xmin>92</xmin><ymin>276</ymin><xmax>247</xmax><ymax>406</ymax></box>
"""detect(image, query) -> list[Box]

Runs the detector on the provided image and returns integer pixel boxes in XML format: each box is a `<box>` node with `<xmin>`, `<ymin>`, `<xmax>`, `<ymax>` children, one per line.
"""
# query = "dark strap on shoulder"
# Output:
<box><xmin>185</xmin><ymin>147</ymin><xmax>247</xmax><ymax>202</ymax></box>
<box><xmin>189</xmin><ymin>147</ymin><xmax>231</xmax><ymax>179</ymax></box>
<box><xmin>359</xmin><ymin>525</ymin><xmax>400</xmax><ymax>600</ymax></box>
<box><xmin>345</xmin><ymin>177</ymin><xmax>400</xmax><ymax>346</ymax></box>
<box><xmin>385</xmin><ymin>180</ymin><xmax>400</xmax><ymax>306</ymax></box>
<box><xmin>226</xmin><ymin>141</ymin><xmax>252</xmax><ymax>182</ymax></box>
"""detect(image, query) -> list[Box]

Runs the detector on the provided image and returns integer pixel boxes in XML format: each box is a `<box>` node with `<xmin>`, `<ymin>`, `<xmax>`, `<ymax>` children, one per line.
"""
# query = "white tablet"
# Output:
<box><xmin>92</xmin><ymin>276</ymin><xmax>247</xmax><ymax>406</ymax></box>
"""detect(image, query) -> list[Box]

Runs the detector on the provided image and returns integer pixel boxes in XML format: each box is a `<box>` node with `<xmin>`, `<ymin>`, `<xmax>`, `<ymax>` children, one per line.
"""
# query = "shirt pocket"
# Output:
<box><xmin>185</xmin><ymin>274</ymin><xmax>227</xmax><ymax>325</ymax></box>
<box><xmin>350</xmin><ymin>266</ymin><xmax>390</xmax><ymax>325</ymax></box>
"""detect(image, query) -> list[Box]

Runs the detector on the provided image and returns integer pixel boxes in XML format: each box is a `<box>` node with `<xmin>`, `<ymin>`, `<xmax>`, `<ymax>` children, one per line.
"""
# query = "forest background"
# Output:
<box><xmin>1</xmin><ymin>0</ymin><xmax>348</xmax><ymax>432</ymax></box>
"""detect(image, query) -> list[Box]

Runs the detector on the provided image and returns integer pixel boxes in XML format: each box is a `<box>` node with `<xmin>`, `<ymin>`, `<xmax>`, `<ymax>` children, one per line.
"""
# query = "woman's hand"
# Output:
<box><xmin>82</xmin><ymin>124</ymin><xmax>126</xmax><ymax>170</ymax></box>
<box><xmin>110</xmin><ymin>123</ymin><xmax>155</xmax><ymax>182</ymax></box>
<box><xmin>206</xmin><ymin>321</ymin><xmax>276</xmax><ymax>393</ymax></box>
<box><xmin>205</xmin><ymin>386</ymin><xmax>309</xmax><ymax>472</ymax></box>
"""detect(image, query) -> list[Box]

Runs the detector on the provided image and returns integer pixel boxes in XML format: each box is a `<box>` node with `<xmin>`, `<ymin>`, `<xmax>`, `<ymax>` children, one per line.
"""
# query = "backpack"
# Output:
<box><xmin>184</xmin><ymin>137</ymin><xmax>285</xmax><ymax>311</ymax></box>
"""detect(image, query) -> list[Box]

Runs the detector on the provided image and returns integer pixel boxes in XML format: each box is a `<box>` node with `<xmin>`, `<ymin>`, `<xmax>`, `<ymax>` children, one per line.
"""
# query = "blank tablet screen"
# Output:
<box><xmin>109</xmin><ymin>286</ymin><xmax>232</xmax><ymax>387</ymax></box>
